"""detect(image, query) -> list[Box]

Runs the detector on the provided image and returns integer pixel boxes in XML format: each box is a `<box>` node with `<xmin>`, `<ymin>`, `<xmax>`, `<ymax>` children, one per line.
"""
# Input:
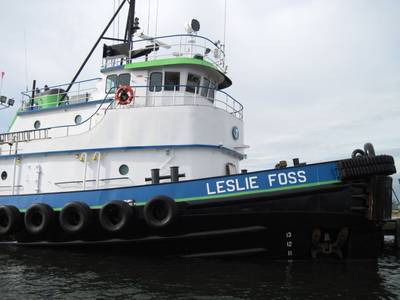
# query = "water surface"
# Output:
<box><xmin>0</xmin><ymin>245</ymin><xmax>399</xmax><ymax>299</ymax></box>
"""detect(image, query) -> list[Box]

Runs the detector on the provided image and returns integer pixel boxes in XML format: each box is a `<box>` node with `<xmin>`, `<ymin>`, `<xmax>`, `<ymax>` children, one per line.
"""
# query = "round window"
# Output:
<box><xmin>232</xmin><ymin>126</ymin><xmax>240</xmax><ymax>140</ymax></box>
<box><xmin>34</xmin><ymin>120</ymin><xmax>41</xmax><ymax>129</ymax></box>
<box><xmin>1</xmin><ymin>171</ymin><xmax>7</xmax><ymax>181</ymax></box>
<box><xmin>75</xmin><ymin>115</ymin><xmax>82</xmax><ymax>125</ymax></box>
<box><xmin>119</xmin><ymin>165</ymin><xmax>129</xmax><ymax>176</ymax></box>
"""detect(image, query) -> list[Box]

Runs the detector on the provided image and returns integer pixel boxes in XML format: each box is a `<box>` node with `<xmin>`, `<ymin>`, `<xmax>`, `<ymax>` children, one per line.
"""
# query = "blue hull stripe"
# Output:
<box><xmin>0</xmin><ymin>144</ymin><xmax>244</xmax><ymax>160</ymax></box>
<box><xmin>17</xmin><ymin>99</ymin><xmax>113</xmax><ymax>116</ymax></box>
<box><xmin>0</xmin><ymin>162</ymin><xmax>340</xmax><ymax>211</ymax></box>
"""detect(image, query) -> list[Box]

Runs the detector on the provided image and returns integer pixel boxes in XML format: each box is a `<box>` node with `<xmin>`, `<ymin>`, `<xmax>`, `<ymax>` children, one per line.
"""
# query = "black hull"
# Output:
<box><xmin>0</xmin><ymin>176</ymin><xmax>392</xmax><ymax>260</ymax></box>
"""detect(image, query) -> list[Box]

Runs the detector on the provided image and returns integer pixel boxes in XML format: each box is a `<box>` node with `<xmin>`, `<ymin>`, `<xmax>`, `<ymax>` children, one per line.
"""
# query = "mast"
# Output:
<box><xmin>124</xmin><ymin>0</ymin><xmax>140</xmax><ymax>44</ymax></box>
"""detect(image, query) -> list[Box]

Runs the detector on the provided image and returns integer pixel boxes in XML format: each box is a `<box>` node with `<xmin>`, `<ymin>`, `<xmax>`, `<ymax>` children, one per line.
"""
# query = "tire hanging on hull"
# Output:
<box><xmin>143</xmin><ymin>196</ymin><xmax>177</xmax><ymax>228</ymax></box>
<box><xmin>99</xmin><ymin>200</ymin><xmax>135</xmax><ymax>233</ymax></box>
<box><xmin>0</xmin><ymin>205</ymin><xmax>22</xmax><ymax>236</ymax></box>
<box><xmin>59</xmin><ymin>202</ymin><xmax>92</xmax><ymax>235</ymax></box>
<box><xmin>24</xmin><ymin>203</ymin><xmax>55</xmax><ymax>235</ymax></box>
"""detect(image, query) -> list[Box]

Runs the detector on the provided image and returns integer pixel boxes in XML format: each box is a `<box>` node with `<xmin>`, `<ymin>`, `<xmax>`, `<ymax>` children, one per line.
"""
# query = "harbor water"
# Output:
<box><xmin>0</xmin><ymin>243</ymin><xmax>399</xmax><ymax>299</ymax></box>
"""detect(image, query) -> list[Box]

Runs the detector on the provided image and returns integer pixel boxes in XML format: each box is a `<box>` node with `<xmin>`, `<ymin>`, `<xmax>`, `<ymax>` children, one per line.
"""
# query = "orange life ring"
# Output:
<box><xmin>115</xmin><ymin>85</ymin><xmax>135</xmax><ymax>105</ymax></box>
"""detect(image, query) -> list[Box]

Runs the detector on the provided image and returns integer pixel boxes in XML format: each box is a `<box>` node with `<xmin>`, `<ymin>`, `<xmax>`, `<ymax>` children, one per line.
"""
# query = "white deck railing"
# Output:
<box><xmin>102</xmin><ymin>34</ymin><xmax>227</xmax><ymax>73</ymax></box>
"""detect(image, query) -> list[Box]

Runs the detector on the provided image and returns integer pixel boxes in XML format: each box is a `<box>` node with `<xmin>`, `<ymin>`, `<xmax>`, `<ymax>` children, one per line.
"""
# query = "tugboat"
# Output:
<box><xmin>0</xmin><ymin>0</ymin><xmax>396</xmax><ymax>259</ymax></box>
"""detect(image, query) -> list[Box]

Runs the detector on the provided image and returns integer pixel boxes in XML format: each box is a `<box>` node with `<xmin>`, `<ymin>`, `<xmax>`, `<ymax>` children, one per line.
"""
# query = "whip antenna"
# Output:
<box><xmin>155</xmin><ymin>0</ymin><xmax>159</xmax><ymax>37</ymax></box>
<box><xmin>147</xmin><ymin>0</ymin><xmax>151</xmax><ymax>35</ymax></box>
<box><xmin>24</xmin><ymin>29</ymin><xmax>30</xmax><ymax>91</ymax></box>
<box><xmin>223</xmin><ymin>0</ymin><xmax>227</xmax><ymax>52</ymax></box>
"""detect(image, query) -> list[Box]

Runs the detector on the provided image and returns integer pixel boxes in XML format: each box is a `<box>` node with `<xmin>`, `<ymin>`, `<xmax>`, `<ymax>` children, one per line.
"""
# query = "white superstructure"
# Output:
<box><xmin>0</xmin><ymin>33</ymin><xmax>246</xmax><ymax>195</ymax></box>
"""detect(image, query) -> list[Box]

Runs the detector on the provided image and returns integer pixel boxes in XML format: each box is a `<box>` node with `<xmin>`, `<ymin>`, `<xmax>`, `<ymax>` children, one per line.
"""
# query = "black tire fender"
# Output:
<box><xmin>99</xmin><ymin>200</ymin><xmax>135</xmax><ymax>233</ymax></box>
<box><xmin>364</xmin><ymin>143</ymin><xmax>376</xmax><ymax>157</ymax></box>
<box><xmin>24</xmin><ymin>203</ymin><xmax>55</xmax><ymax>235</ymax></box>
<box><xmin>338</xmin><ymin>155</ymin><xmax>397</xmax><ymax>180</ymax></box>
<box><xmin>143</xmin><ymin>196</ymin><xmax>177</xmax><ymax>228</ymax></box>
<box><xmin>351</xmin><ymin>149</ymin><xmax>365</xmax><ymax>159</ymax></box>
<box><xmin>0</xmin><ymin>205</ymin><xmax>22</xmax><ymax>235</ymax></box>
<box><xmin>59</xmin><ymin>202</ymin><xmax>92</xmax><ymax>234</ymax></box>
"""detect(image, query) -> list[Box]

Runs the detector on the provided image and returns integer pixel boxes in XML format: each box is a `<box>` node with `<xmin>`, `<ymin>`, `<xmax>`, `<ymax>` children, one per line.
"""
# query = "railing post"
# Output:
<box><xmin>11</xmin><ymin>142</ymin><xmax>18</xmax><ymax>196</ymax></box>
<box><xmin>82</xmin><ymin>153</ymin><xmax>88</xmax><ymax>191</ymax></box>
<box><xmin>179</xmin><ymin>36</ymin><xmax>182</xmax><ymax>56</ymax></box>
<box><xmin>78</xmin><ymin>82</ymin><xmax>81</xmax><ymax>102</ymax></box>
<box><xmin>95</xmin><ymin>152</ymin><xmax>101</xmax><ymax>189</ymax></box>
<box><xmin>173</xmin><ymin>85</ymin><xmax>176</xmax><ymax>105</ymax></box>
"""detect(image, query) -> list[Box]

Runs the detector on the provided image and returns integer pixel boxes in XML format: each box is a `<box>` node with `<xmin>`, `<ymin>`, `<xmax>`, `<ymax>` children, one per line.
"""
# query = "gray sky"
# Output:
<box><xmin>0</xmin><ymin>0</ymin><xmax>399</xmax><ymax>186</ymax></box>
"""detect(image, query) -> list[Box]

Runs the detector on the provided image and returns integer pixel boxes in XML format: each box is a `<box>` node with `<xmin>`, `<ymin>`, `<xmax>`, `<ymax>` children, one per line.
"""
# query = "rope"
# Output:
<box><xmin>113</xmin><ymin>0</ymin><xmax>116</xmax><ymax>43</ymax></box>
<box><xmin>117</xmin><ymin>0</ymin><xmax>120</xmax><ymax>39</ymax></box>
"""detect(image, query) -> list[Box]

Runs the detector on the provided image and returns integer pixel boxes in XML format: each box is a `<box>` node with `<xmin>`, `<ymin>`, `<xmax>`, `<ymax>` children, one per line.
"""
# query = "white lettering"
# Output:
<box><xmin>287</xmin><ymin>172</ymin><xmax>297</xmax><ymax>184</ymax></box>
<box><xmin>226</xmin><ymin>179</ymin><xmax>236</xmax><ymax>192</ymax></box>
<box><xmin>249</xmin><ymin>176</ymin><xmax>259</xmax><ymax>189</ymax></box>
<box><xmin>206</xmin><ymin>183</ymin><xmax>216</xmax><ymax>195</ymax></box>
<box><xmin>278</xmin><ymin>173</ymin><xmax>288</xmax><ymax>185</ymax></box>
<box><xmin>206</xmin><ymin>176</ymin><xmax>261</xmax><ymax>195</ymax></box>
<box><xmin>268</xmin><ymin>174</ymin><xmax>277</xmax><ymax>186</ymax></box>
<box><xmin>245</xmin><ymin>177</ymin><xmax>250</xmax><ymax>189</ymax></box>
<box><xmin>235</xmin><ymin>179</ymin><xmax>246</xmax><ymax>191</ymax></box>
<box><xmin>297</xmin><ymin>170</ymin><xmax>307</xmax><ymax>183</ymax></box>
<box><xmin>216</xmin><ymin>181</ymin><xmax>226</xmax><ymax>193</ymax></box>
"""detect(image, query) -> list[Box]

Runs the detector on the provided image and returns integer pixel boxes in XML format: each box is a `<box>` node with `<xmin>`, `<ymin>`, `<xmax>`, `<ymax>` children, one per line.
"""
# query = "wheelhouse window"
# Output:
<box><xmin>118</xmin><ymin>73</ymin><xmax>131</xmax><ymax>86</ymax></box>
<box><xmin>106</xmin><ymin>75</ymin><xmax>117</xmax><ymax>93</ymax></box>
<box><xmin>105</xmin><ymin>73</ymin><xmax>131</xmax><ymax>93</ymax></box>
<box><xmin>149</xmin><ymin>72</ymin><xmax>163</xmax><ymax>92</ymax></box>
<box><xmin>208</xmin><ymin>81</ymin><xmax>216</xmax><ymax>100</ymax></box>
<box><xmin>164</xmin><ymin>72</ymin><xmax>180</xmax><ymax>91</ymax></box>
<box><xmin>186</xmin><ymin>73</ymin><xmax>201</xmax><ymax>94</ymax></box>
<box><xmin>201</xmin><ymin>78</ymin><xmax>210</xmax><ymax>97</ymax></box>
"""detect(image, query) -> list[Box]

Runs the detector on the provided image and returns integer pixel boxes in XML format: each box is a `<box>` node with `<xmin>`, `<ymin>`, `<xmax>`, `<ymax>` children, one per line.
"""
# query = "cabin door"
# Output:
<box><xmin>130</xmin><ymin>71</ymin><xmax>148</xmax><ymax>107</ymax></box>
<box><xmin>146</xmin><ymin>70</ymin><xmax>163</xmax><ymax>107</ymax></box>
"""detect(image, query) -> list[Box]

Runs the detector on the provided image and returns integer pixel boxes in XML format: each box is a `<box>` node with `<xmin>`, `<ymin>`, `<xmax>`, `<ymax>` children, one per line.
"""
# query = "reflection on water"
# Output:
<box><xmin>0</xmin><ymin>246</ymin><xmax>399</xmax><ymax>300</ymax></box>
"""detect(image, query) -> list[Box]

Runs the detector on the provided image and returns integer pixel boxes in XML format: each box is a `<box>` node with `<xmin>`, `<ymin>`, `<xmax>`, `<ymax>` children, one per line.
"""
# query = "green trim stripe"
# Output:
<box><xmin>124</xmin><ymin>57</ymin><xmax>217</xmax><ymax>71</ymax></box>
<box><xmin>17</xmin><ymin>179</ymin><xmax>339</xmax><ymax>212</ymax></box>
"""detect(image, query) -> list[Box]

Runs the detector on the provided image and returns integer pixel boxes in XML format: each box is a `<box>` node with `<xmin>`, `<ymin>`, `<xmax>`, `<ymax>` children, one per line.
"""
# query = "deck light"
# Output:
<box><xmin>7</xmin><ymin>98</ymin><xmax>14</xmax><ymax>106</ymax></box>
<box><xmin>0</xmin><ymin>96</ymin><xmax>6</xmax><ymax>104</ymax></box>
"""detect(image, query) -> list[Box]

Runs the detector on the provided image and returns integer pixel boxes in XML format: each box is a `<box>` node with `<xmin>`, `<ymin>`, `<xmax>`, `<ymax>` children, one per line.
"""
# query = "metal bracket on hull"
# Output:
<box><xmin>311</xmin><ymin>228</ymin><xmax>349</xmax><ymax>259</ymax></box>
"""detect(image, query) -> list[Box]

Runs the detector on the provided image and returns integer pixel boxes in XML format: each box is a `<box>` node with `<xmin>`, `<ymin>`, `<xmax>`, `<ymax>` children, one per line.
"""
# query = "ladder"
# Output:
<box><xmin>0</xmin><ymin>128</ymin><xmax>50</xmax><ymax>145</ymax></box>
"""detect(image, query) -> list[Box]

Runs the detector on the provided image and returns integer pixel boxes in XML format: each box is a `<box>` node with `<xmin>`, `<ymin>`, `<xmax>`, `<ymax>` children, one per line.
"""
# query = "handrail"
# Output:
<box><xmin>19</xmin><ymin>84</ymin><xmax>243</xmax><ymax>118</ymax></box>
<box><xmin>0</xmin><ymin>128</ymin><xmax>49</xmax><ymax>145</ymax></box>
<box><xmin>104</xmin><ymin>34</ymin><xmax>227</xmax><ymax>72</ymax></box>
<box><xmin>2</xmin><ymin>84</ymin><xmax>243</xmax><ymax>143</ymax></box>
<box><xmin>21</xmin><ymin>77</ymin><xmax>102</xmax><ymax>96</ymax></box>
<box><xmin>1</xmin><ymin>89</ymin><xmax>114</xmax><ymax>143</ymax></box>
<box><xmin>133</xmin><ymin>34</ymin><xmax>226</xmax><ymax>56</ymax></box>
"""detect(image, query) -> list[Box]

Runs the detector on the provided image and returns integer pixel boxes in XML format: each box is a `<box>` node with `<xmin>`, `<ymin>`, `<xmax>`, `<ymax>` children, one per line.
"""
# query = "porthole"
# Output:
<box><xmin>232</xmin><ymin>126</ymin><xmax>240</xmax><ymax>140</ymax></box>
<box><xmin>1</xmin><ymin>171</ymin><xmax>7</xmax><ymax>181</ymax></box>
<box><xmin>34</xmin><ymin>120</ymin><xmax>41</xmax><ymax>129</ymax></box>
<box><xmin>75</xmin><ymin>115</ymin><xmax>82</xmax><ymax>125</ymax></box>
<box><xmin>119</xmin><ymin>165</ymin><xmax>129</xmax><ymax>176</ymax></box>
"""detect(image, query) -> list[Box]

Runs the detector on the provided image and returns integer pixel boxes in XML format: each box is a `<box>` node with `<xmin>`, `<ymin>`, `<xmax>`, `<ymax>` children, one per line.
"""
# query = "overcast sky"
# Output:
<box><xmin>0</xmin><ymin>0</ymin><xmax>399</xmax><ymax>185</ymax></box>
